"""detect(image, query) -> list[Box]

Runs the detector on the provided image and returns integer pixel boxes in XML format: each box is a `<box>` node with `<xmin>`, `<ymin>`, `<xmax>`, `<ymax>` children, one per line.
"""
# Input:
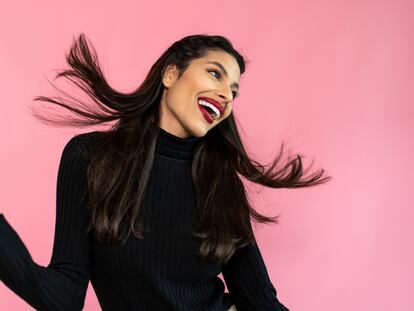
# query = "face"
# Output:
<box><xmin>159</xmin><ymin>49</ymin><xmax>241</xmax><ymax>138</ymax></box>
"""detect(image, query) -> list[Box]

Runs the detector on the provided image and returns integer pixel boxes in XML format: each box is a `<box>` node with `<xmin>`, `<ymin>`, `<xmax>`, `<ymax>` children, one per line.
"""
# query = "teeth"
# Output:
<box><xmin>197</xmin><ymin>99</ymin><xmax>220</xmax><ymax>119</ymax></box>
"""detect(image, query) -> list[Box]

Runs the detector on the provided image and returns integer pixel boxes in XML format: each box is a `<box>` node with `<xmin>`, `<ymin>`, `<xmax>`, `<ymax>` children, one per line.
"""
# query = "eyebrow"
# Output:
<box><xmin>205</xmin><ymin>61</ymin><xmax>239</xmax><ymax>91</ymax></box>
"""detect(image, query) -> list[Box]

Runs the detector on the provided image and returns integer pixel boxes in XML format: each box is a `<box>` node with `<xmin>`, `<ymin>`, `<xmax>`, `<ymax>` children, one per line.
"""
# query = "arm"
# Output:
<box><xmin>0</xmin><ymin>135</ymin><xmax>92</xmax><ymax>311</ymax></box>
<box><xmin>222</xmin><ymin>232</ymin><xmax>289</xmax><ymax>311</ymax></box>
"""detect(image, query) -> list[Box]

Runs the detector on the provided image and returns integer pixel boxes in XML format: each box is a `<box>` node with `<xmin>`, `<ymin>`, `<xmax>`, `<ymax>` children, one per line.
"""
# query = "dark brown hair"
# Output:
<box><xmin>31</xmin><ymin>33</ymin><xmax>332</xmax><ymax>265</ymax></box>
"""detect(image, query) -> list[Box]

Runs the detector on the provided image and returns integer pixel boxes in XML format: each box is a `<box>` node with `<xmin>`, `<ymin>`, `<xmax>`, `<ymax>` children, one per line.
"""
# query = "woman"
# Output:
<box><xmin>0</xmin><ymin>33</ymin><xmax>331</xmax><ymax>310</ymax></box>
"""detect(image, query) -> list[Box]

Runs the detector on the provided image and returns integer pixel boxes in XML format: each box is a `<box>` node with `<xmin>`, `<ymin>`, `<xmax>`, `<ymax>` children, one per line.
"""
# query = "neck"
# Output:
<box><xmin>155</xmin><ymin>126</ymin><xmax>202</xmax><ymax>161</ymax></box>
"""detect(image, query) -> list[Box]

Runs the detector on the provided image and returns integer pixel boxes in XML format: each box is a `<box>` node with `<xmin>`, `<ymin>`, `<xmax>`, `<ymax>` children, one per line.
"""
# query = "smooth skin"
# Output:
<box><xmin>160</xmin><ymin>49</ymin><xmax>240</xmax><ymax>311</ymax></box>
<box><xmin>160</xmin><ymin>50</ymin><xmax>240</xmax><ymax>311</ymax></box>
<box><xmin>160</xmin><ymin>49</ymin><xmax>241</xmax><ymax>138</ymax></box>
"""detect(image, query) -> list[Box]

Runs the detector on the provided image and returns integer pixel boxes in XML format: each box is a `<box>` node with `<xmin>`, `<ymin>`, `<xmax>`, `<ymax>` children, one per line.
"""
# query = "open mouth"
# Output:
<box><xmin>197</xmin><ymin>98</ymin><xmax>220</xmax><ymax>120</ymax></box>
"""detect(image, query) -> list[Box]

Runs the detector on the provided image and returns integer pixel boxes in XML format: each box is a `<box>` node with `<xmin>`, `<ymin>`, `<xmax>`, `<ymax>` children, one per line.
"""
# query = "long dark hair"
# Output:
<box><xmin>31</xmin><ymin>33</ymin><xmax>332</xmax><ymax>265</ymax></box>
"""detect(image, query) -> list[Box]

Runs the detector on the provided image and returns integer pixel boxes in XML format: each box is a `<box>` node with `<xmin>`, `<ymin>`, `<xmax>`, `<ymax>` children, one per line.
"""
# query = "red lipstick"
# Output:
<box><xmin>198</xmin><ymin>103</ymin><xmax>214</xmax><ymax>124</ymax></box>
<box><xmin>197</xmin><ymin>97</ymin><xmax>224</xmax><ymax>115</ymax></box>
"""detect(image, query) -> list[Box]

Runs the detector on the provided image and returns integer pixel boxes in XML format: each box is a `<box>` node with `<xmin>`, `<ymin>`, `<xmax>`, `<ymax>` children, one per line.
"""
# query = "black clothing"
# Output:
<box><xmin>0</xmin><ymin>127</ymin><xmax>289</xmax><ymax>310</ymax></box>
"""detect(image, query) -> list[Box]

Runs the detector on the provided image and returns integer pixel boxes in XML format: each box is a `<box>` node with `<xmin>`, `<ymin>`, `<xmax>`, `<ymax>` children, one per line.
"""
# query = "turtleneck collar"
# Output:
<box><xmin>155</xmin><ymin>126</ymin><xmax>202</xmax><ymax>161</ymax></box>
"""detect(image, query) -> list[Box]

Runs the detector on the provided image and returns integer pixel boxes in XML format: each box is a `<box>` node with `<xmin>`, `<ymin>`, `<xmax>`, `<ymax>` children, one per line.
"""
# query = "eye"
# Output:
<box><xmin>207</xmin><ymin>69</ymin><xmax>221</xmax><ymax>79</ymax></box>
<box><xmin>207</xmin><ymin>68</ymin><xmax>238</xmax><ymax>100</ymax></box>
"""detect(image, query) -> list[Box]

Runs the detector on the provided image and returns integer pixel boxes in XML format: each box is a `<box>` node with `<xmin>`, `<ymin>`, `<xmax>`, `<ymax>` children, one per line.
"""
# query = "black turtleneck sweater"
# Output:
<box><xmin>0</xmin><ymin>127</ymin><xmax>289</xmax><ymax>311</ymax></box>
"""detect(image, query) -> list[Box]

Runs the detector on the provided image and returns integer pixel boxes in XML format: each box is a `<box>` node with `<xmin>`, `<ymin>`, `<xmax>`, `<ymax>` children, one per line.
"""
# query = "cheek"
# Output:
<box><xmin>166</xmin><ymin>86</ymin><xmax>188</xmax><ymax>111</ymax></box>
<box><xmin>220</xmin><ymin>105</ymin><xmax>232</xmax><ymax>120</ymax></box>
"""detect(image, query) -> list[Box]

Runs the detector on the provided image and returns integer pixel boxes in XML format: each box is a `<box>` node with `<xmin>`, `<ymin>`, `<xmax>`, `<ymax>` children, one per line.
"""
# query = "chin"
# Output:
<box><xmin>186</xmin><ymin>123</ymin><xmax>209</xmax><ymax>137</ymax></box>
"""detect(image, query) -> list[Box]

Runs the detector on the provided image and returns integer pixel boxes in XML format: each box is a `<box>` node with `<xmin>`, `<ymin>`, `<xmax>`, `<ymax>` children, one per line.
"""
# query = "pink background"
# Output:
<box><xmin>1</xmin><ymin>0</ymin><xmax>413</xmax><ymax>310</ymax></box>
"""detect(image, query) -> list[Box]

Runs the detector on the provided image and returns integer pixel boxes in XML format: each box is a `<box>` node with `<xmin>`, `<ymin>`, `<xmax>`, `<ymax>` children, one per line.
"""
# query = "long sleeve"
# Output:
<box><xmin>0</xmin><ymin>135</ymin><xmax>92</xmax><ymax>311</ymax></box>
<box><xmin>222</xmin><ymin>235</ymin><xmax>289</xmax><ymax>311</ymax></box>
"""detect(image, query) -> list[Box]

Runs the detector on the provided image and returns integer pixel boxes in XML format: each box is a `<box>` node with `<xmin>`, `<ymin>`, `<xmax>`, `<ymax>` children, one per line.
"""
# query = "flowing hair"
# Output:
<box><xmin>31</xmin><ymin>33</ymin><xmax>332</xmax><ymax>265</ymax></box>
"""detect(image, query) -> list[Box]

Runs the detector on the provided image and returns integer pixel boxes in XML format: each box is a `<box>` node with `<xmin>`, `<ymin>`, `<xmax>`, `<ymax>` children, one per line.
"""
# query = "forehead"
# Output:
<box><xmin>192</xmin><ymin>50</ymin><xmax>241</xmax><ymax>79</ymax></box>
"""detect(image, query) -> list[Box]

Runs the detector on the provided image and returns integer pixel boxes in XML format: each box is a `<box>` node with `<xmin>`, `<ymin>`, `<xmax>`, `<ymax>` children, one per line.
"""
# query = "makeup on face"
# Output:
<box><xmin>160</xmin><ymin>50</ymin><xmax>240</xmax><ymax>137</ymax></box>
<box><xmin>193</xmin><ymin>58</ymin><xmax>240</xmax><ymax>125</ymax></box>
<box><xmin>198</xmin><ymin>101</ymin><xmax>215</xmax><ymax>124</ymax></box>
<box><xmin>197</xmin><ymin>96</ymin><xmax>224</xmax><ymax>123</ymax></box>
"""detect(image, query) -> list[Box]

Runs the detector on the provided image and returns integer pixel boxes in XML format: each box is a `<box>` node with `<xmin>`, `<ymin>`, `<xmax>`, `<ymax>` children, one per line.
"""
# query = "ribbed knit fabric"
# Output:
<box><xmin>0</xmin><ymin>127</ymin><xmax>289</xmax><ymax>311</ymax></box>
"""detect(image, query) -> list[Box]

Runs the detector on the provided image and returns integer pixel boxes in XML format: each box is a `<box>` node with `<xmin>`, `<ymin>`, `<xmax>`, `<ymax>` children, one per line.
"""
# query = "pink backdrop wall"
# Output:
<box><xmin>1</xmin><ymin>0</ymin><xmax>413</xmax><ymax>310</ymax></box>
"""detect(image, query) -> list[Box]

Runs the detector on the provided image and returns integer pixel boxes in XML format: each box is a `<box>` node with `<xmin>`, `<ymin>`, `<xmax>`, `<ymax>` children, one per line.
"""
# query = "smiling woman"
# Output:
<box><xmin>159</xmin><ymin>49</ymin><xmax>240</xmax><ymax>135</ymax></box>
<box><xmin>0</xmin><ymin>33</ymin><xmax>331</xmax><ymax>310</ymax></box>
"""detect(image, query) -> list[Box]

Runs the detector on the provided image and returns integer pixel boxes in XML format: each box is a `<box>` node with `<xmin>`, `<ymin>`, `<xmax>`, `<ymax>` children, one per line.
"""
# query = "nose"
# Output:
<box><xmin>216</xmin><ymin>85</ymin><xmax>233</xmax><ymax>103</ymax></box>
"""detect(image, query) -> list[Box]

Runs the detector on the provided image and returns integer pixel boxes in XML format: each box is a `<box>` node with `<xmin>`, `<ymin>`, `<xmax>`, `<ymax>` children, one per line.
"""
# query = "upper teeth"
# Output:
<box><xmin>198</xmin><ymin>99</ymin><xmax>220</xmax><ymax>119</ymax></box>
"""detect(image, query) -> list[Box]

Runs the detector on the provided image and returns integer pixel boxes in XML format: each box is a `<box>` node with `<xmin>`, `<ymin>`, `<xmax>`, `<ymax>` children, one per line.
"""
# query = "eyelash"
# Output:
<box><xmin>207</xmin><ymin>69</ymin><xmax>238</xmax><ymax>99</ymax></box>
<box><xmin>208</xmin><ymin>69</ymin><xmax>221</xmax><ymax>79</ymax></box>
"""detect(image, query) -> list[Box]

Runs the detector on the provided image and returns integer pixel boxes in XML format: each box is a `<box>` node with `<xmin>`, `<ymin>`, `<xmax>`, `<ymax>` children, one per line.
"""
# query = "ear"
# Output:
<box><xmin>162</xmin><ymin>64</ymin><xmax>179</xmax><ymax>88</ymax></box>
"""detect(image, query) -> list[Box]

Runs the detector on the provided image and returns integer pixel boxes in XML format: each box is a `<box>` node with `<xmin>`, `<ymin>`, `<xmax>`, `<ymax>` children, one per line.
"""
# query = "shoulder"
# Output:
<box><xmin>61</xmin><ymin>131</ymin><xmax>107</xmax><ymax>162</ymax></box>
